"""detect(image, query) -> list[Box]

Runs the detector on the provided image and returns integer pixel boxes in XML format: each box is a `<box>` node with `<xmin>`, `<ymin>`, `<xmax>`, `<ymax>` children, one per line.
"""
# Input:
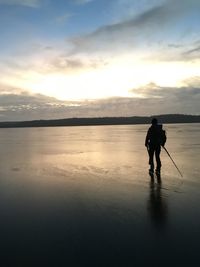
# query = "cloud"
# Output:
<box><xmin>0</xmin><ymin>85</ymin><xmax>83</xmax><ymax>121</ymax></box>
<box><xmin>0</xmin><ymin>80</ymin><xmax>199</xmax><ymax>121</ymax></box>
<box><xmin>68</xmin><ymin>6</ymin><xmax>168</xmax><ymax>53</ymax></box>
<box><xmin>128</xmin><ymin>80</ymin><xmax>200</xmax><ymax>116</ymax></box>
<box><xmin>187</xmin><ymin>46</ymin><xmax>200</xmax><ymax>54</ymax></box>
<box><xmin>0</xmin><ymin>42</ymin><xmax>108</xmax><ymax>80</ymax></box>
<box><xmin>0</xmin><ymin>83</ymin><xmax>26</xmax><ymax>95</ymax></box>
<box><xmin>68</xmin><ymin>0</ymin><xmax>200</xmax><ymax>58</ymax></box>
<box><xmin>183</xmin><ymin>43</ymin><xmax>200</xmax><ymax>59</ymax></box>
<box><xmin>44</xmin><ymin>55</ymin><xmax>108</xmax><ymax>73</ymax></box>
<box><xmin>70</xmin><ymin>5</ymin><xmax>168</xmax><ymax>54</ymax></box>
<box><xmin>0</xmin><ymin>0</ymin><xmax>42</xmax><ymax>8</ymax></box>
<box><xmin>112</xmin><ymin>0</ymin><xmax>166</xmax><ymax>21</ymax></box>
<box><xmin>181</xmin><ymin>76</ymin><xmax>200</xmax><ymax>87</ymax></box>
<box><xmin>126</xmin><ymin>79</ymin><xmax>200</xmax><ymax>115</ymax></box>
<box><xmin>131</xmin><ymin>77</ymin><xmax>200</xmax><ymax>98</ymax></box>
<box><xmin>46</xmin><ymin>57</ymin><xmax>85</xmax><ymax>72</ymax></box>
<box><xmin>168</xmin><ymin>44</ymin><xmax>183</xmax><ymax>49</ymax></box>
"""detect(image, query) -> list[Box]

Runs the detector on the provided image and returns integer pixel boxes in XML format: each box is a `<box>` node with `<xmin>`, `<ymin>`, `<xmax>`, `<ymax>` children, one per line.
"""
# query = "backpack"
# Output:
<box><xmin>158</xmin><ymin>125</ymin><xmax>166</xmax><ymax>146</ymax></box>
<box><xmin>147</xmin><ymin>124</ymin><xmax>166</xmax><ymax>146</ymax></box>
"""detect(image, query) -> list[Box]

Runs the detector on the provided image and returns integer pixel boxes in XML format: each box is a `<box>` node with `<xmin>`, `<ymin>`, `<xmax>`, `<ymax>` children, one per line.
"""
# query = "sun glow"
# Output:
<box><xmin>3</xmin><ymin>57</ymin><xmax>200</xmax><ymax>101</ymax></box>
<box><xmin>26</xmin><ymin>62</ymin><xmax>140</xmax><ymax>100</ymax></box>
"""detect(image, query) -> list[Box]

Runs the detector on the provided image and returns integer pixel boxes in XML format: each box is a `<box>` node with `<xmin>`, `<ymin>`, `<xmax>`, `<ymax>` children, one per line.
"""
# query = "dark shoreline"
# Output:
<box><xmin>0</xmin><ymin>114</ymin><xmax>199</xmax><ymax>128</ymax></box>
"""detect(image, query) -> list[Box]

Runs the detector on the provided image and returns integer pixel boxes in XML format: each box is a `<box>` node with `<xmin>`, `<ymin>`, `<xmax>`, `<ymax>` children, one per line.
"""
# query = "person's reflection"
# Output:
<box><xmin>148</xmin><ymin>173</ymin><xmax>168</xmax><ymax>230</ymax></box>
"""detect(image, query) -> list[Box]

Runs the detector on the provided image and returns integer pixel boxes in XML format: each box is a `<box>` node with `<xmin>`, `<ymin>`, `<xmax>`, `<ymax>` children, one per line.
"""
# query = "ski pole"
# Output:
<box><xmin>163</xmin><ymin>146</ymin><xmax>183</xmax><ymax>177</ymax></box>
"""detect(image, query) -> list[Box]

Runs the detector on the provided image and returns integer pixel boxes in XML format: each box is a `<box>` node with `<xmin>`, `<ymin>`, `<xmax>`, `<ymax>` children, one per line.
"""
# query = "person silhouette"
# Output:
<box><xmin>145</xmin><ymin>118</ymin><xmax>166</xmax><ymax>174</ymax></box>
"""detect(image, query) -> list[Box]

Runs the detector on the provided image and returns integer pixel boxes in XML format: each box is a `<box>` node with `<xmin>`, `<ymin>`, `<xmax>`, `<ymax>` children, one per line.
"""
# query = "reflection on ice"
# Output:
<box><xmin>148</xmin><ymin>174</ymin><xmax>168</xmax><ymax>230</ymax></box>
<box><xmin>0</xmin><ymin>124</ymin><xmax>199</xmax><ymax>266</ymax></box>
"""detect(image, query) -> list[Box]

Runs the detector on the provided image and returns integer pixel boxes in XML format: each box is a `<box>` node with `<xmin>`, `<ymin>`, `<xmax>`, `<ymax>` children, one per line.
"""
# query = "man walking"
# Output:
<box><xmin>145</xmin><ymin>118</ymin><xmax>166</xmax><ymax>174</ymax></box>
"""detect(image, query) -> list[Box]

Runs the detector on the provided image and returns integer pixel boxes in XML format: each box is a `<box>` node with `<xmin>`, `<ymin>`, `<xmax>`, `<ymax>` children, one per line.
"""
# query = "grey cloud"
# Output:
<box><xmin>63</xmin><ymin>85</ymin><xmax>200</xmax><ymax>117</ymax></box>
<box><xmin>0</xmin><ymin>81</ymin><xmax>199</xmax><ymax>121</ymax></box>
<box><xmin>0</xmin><ymin>90</ymin><xmax>82</xmax><ymax>121</ymax></box>
<box><xmin>131</xmin><ymin>79</ymin><xmax>200</xmax><ymax>99</ymax></box>
<box><xmin>70</xmin><ymin>5</ymin><xmax>167</xmax><ymax>53</ymax></box>
<box><xmin>127</xmin><ymin>80</ymin><xmax>200</xmax><ymax>114</ymax></box>
<box><xmin>168</xmin><ymin>43</ymin><xmax>183</xmax><ymax>48</ymax></box>
<box><xmin>1</xmin><ymin>49</ymin><xmax>107</xmax><ymax>76</ymax></box>
<box><xmin>183</xmin><ymin>45</ymin><xmax>200</xmax><ymax>56</ymax></box>
<box><xmin>112</xmin><ymin>0</ymin><xmax>166</xmax><ymax>21</ymax></box>
<box><xmin>44</xmin><ymin>55</ymin><xmax>108</xmax><ymax>73</ymax></box>
<box><xmin>182</xmin><ymin>76</ymin><xmax>200</xmax><ymax>87</ymax></box>
<box><xmin>181</xmin><ymin>39</ymin><xmax>200</xmax><ymax>59</ymax></box>
<box><xmin>128</xmin><ymin>83</ymin><xmax>200</xmax><ymax>116</ymax></box>
<box><xmin>69</xmin><ymin>0</ymin><xmax>200</xmax><ymax>58</ymax></box>
<box><xmin>0</xmin><ymin>93</ymin><xmax>57</xmax><ymax>106</ymax></box>
<box><xmin>0</xmin><ymin>84</ymin><xmax>26</xmax><ymax>95</ymax></box>
<box><xmin>49</xmin><ymin>58</ymin><xmax>84</xmax><ymax>70</ymax></box>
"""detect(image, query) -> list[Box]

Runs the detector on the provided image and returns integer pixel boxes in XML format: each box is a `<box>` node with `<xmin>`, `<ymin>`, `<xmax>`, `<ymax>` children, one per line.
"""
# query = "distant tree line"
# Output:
<box><xmin>0</xmin><ymin>114</ymin><xmax>199</xmax><ymax>128</ymax></box>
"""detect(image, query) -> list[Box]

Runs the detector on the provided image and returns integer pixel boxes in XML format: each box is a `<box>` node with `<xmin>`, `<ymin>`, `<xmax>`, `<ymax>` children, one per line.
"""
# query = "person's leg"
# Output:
<box><xmin>155</xmin><ymin>146</ymin><xmax>161</xmax><ymax>172</ymax></box>
<box><xmin>148</xmin><ymin>147</ymin><xmax>154</xmax><ymax>172</ymax></box>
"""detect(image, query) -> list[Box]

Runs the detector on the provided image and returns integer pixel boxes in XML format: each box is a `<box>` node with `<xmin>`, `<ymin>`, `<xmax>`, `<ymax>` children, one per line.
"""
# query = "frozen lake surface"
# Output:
<box><xmin>0</xmin><ymin>123</ymin><xmax>199</xmax><ymax>266</ymax></box>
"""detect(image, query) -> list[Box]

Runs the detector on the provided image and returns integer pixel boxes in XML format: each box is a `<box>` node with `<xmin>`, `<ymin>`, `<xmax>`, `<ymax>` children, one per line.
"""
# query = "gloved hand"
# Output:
<box><xmin>161</xmin><ymin>142</ymin><xmax>165</xmax><ymax>147</ymax></box>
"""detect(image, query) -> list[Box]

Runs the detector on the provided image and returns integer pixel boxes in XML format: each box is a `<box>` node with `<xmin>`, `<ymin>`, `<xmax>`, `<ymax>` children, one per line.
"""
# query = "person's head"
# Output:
<box><xmin>151</xmin><ymin>118</ymin><xmax>158</xmax><ymax>125</ymax></box>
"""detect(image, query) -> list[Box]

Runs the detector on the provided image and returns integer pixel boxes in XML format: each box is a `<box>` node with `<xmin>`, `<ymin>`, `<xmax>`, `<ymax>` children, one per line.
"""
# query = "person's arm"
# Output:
<box><xmin>145</xmin><ymin>129</ymin><xmax>150</xmax><ymax>147</ymax></box>
<box><xmin>161</xmin><ymin>130</ymin><xmax>167</xmax><ymax>147</ymax></box>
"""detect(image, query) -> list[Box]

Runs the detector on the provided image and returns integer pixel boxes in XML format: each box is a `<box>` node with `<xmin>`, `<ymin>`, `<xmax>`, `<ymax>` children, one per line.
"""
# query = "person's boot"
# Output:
<box><xmin>149</xmin><ymin>165</ymin><xmax>154</xmax><ymax>174</ymax></box>
<box><xmin>155</xmin><ymin>167</ymin><xmax>161</xmax><ymax>175</ymax></box>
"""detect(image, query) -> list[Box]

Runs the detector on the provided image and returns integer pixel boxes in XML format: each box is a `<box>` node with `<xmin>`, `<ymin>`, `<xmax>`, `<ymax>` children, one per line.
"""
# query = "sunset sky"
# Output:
<box><xmin>0</xmin><ymin>0</ymin><xmax>200</xmax><ymax>121</ymax></box>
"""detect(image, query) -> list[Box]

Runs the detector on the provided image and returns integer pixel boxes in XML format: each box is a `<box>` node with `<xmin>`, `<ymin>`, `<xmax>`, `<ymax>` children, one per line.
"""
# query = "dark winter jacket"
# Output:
<box><xmin>145</xmin><ymin>124</ymin><xmax>166</xmax><ymax>147</ymax></box>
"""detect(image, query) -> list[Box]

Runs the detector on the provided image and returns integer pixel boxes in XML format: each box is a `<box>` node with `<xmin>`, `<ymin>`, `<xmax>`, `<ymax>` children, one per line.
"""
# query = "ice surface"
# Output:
<box><xmin>0</xmin><ymin>124</ymin><xmax>199</xmax><ymax>266</ymax></box>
